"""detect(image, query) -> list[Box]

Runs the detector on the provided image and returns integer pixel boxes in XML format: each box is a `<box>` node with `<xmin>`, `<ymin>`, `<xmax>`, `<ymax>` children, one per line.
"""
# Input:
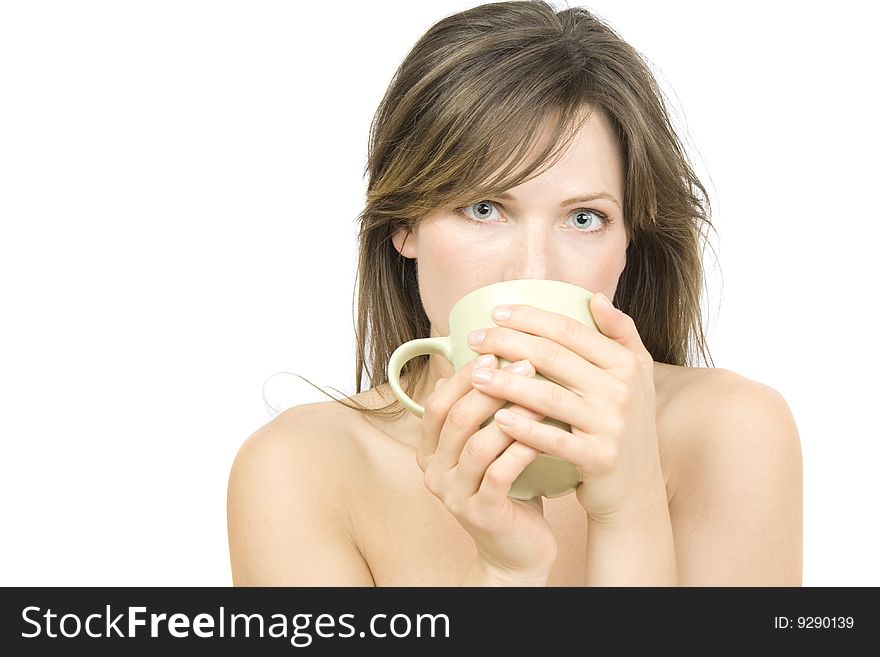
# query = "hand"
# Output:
<box><xmin>417</xmin><ymin>354</ymin><xmax>558</xmax><ymax>580</ymax></box>
<box><xmin>466</xmin><ymin>293</ymin><xmax>665</xmax><ymax>526</ymax></box>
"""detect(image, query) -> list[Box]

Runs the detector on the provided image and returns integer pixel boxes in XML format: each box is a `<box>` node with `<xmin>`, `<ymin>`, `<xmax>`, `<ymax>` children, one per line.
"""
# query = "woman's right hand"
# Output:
<box><xmin>416</xmin><ymin>354</ymin><xmax>557</xmax><ymax>582</ymax></box>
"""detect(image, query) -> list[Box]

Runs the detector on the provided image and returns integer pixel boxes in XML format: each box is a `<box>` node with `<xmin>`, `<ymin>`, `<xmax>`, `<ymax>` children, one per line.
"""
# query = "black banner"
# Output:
<box><xmin>0</xmin><ymin>587</ymin><xmax>871</xmax><ymax>654</ymax></box>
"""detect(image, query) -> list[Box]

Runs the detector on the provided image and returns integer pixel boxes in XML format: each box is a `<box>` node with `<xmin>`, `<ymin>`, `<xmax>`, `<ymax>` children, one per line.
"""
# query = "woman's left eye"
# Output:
<box><xmin>569</xmin><ymin>208</ymin><xmax>609</xmax><ymax>232</ymax></box>
<box><xmin>453</xmin><ymin>200</ymin><xmax>611</xmax><ymax>233</ymax></box>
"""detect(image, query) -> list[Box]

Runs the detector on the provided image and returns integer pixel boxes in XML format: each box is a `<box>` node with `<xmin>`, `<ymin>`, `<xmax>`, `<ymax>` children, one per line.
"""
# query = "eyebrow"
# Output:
<box><xmin>494</xmin><ymin>190</ymin><xmax>621</xmax><ymax>209</ymax></box>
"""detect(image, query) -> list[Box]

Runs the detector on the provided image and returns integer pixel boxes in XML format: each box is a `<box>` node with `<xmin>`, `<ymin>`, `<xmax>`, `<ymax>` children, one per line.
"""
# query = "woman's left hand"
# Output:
<box><xmin>466</xmin><ymin>292</ymin><xmax>666</xmax><ymax>526</ymax></box>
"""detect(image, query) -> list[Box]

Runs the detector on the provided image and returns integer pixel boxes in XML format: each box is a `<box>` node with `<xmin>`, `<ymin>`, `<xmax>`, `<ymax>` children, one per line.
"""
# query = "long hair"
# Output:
<box><xmin>288</xmin><ymin>0</ymin><xmax>717</xmax><ymax>422</ymax></box>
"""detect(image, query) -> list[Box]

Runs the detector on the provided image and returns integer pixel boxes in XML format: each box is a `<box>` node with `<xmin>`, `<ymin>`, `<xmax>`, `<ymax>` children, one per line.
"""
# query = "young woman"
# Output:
<box><xmin>227</xmin><ymin>1</ymin><xmax>802</xmax><ymax>586</ymax></box>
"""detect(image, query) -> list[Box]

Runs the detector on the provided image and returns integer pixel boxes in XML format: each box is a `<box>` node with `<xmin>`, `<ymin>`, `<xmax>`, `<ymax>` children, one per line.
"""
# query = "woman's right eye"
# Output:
<box><xmin>453</xmin><ymin>201</ymin><xmax>500</xmax><ymax>225</ymax></box>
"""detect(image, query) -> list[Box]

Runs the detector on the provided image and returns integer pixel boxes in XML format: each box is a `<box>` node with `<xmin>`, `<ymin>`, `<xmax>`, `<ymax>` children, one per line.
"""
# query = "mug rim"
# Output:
<box><xmin>451</xmin><ymin>278</ymin><xmax>592</xmax><ymax>312</ymax></box>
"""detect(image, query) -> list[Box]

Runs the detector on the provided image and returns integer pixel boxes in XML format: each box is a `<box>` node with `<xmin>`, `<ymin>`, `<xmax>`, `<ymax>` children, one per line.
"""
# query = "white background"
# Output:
<box><xmin>1</xmin><ymin>0</ymin><xmax>877</xmax><ymax>586</ymax></box>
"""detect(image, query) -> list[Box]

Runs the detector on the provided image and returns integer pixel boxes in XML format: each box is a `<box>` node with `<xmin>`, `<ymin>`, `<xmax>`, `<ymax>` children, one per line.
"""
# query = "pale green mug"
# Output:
<box><xmin>387</xmin><ymin>278</ymin><xmax>598</xmax><ymax>500</ymax></box>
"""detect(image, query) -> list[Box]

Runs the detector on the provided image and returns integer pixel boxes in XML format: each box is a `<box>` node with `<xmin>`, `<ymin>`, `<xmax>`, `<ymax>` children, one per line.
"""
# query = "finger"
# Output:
<box><xmin>475</xmin><ymin>440</ymin><xmax>540</xmax><ymax>509</ymax></box>
<box><xmin>419</xmin><ymin>354</ymin><xmax>498</xmax><ymax>467</ymax></box>
<box><xmin>470</xmin><ymin>324</ymin><xmax>609</xmax><ymax>397</ymax></box>
<box><xmin>493</xmin><ymin>409</ymin><xmax>608</xmax><ymax>474</ymax></box>
<box><xmin>455</xmin><ymin>405</ymin><xmax>541</xmax><ymax>497</ymax></box>
<box><xmin>433</xmin><ymin>359</ymin><xmax>535</xmax><ymax>471</ymax></box>
<box><xmin>482</xmin><ymin>302</ymin><xmax>633</xmax><ymax>371</ymax></box>
<box><xmin>589</xmin><ymin>293</ymin><xmax>652</xmax><ymax>363</ymax></box>
<box><xmin>414</xmin><ymin>376</ymin><xmax>448</xmax><ymax>472</ymax></box>
<box><xmin>470</xmin><ymin>364</ymin><xmax>602</xmax><ymax>434</ymax></box>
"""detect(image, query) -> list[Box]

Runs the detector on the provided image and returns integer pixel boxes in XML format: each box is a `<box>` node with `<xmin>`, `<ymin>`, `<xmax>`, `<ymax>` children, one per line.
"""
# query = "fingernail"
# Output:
<box><xmin>471</xmin><ymin>369</ymin><xmax>492</xmax><ymax>384</ymax></box>
<box><xmin>473</xmin><ymin>354</ymin><xmax>495</xmax><ymax>368</ymax></box>
<box><xmin>495</xmin><ymin>409</ymin><xmax>515</xmax><ymax>426</ymax></box>
<box><xmin>468</xmin><ymin>329</ymin><xmax>486</xmax><ymax>345</ymax></box>
<box><xmin>509</xmin><ymin>359</ymin><xmax>532</xmax><ymax>375</ymax></box>
<box><xmin>492</xmin><ymin>306</ymin><xmax>512</xmax><ymax>321</ymax></box>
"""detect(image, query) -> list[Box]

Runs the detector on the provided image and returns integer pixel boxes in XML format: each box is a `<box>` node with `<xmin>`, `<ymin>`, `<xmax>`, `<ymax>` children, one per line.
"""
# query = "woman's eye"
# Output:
<box><xmin>455</xmin><ymin>201</ymin><xmax>609</xmax><ymax>232</ymax></box>
<box><xmin>570</xmin><ymin>209</ymin><xmax>607</xmax><ymax>231</ymax></box>
<box><xmin>461</xmin><ymin>201</ymin><xmax>498</xmax><ymax>221</ymax></box>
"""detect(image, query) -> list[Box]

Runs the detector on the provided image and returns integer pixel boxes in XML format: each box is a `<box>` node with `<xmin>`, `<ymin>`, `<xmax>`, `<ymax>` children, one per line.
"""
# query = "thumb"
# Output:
<box><xmin>590</xmin><ymin>292</ymin><xmax>646</xmax><ymax>355</ymax></box>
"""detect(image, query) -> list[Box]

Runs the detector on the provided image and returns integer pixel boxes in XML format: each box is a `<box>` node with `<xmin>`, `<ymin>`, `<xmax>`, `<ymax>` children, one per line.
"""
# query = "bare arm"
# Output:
<box><xmin>226</xmin><ymin>407</ymin><xmax>375</xmax><ymax>586</ymax></box>
<box><xmin>583</xmin><ymin>483</ymin><xmax>678</xmax><ymax>586</ymax></box>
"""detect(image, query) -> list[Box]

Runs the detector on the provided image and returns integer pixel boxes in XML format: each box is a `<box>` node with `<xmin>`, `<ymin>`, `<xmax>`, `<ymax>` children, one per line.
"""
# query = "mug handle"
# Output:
<box><xmin>387</xmin><ymin>336</ymin><xmax>453</xmax><ymax>418</ymax></box>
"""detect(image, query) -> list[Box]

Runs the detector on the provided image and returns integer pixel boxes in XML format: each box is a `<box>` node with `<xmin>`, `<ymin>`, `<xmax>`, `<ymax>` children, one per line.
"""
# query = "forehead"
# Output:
<box><xmin>554</xmin><ymin>109</ymin><xmax>622</xmax><ymax>179</ymax></box>
<box><xmin>496</xmin><ymin>107</ymin><xmax>625</xmax><ymax>197</ymax></box>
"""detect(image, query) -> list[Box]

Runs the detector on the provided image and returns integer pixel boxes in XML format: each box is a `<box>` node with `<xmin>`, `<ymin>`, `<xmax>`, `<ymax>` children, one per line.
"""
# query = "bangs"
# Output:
<box><xmin>436</xmin><ymin>102</ymin><xmax>596</xmax><ymax>210</ymax></box>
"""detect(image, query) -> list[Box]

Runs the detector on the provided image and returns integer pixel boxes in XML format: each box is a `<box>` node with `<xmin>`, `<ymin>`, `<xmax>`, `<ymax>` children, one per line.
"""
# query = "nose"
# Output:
<box><xmin>504</xmin><ymin>224</ymin><xmax>560</xmax><ymax>281</ymax></box>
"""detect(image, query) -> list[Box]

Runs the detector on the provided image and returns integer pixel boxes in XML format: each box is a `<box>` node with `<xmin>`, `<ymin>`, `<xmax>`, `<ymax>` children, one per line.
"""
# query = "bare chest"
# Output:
<box><xmin>351</xmin><ymin>441</ymin><xmax>590</xmax><ymax>586</ymax></box>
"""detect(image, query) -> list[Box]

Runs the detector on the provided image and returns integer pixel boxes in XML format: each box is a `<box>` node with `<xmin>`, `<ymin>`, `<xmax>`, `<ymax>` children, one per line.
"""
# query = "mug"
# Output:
<box><xmin>387</xmin><ymin>278</ymin><xmax>598</xmax><ymax>500</ymax></box>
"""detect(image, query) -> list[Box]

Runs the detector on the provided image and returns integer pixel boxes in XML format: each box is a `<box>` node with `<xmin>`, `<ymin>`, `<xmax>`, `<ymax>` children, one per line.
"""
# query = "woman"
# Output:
<box><xmin>227</xmin><ymin>0</ymin><xmax>802</xmax><ymax>586</ymax></box>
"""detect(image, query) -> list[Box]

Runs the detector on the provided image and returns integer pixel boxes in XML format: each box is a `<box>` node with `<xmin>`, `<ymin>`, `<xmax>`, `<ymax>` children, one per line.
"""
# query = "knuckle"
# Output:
<box><xmin>463</xmin><ymin>434</ymin><xmax>488</xmax><ymax>461</ymax></box>
<box><xmin>625</xmin><ymin>352</ymin><xmax>642</xmax><ymax>375</ymax></box>
<box><xmin>423</xmin><ymin>466</ymin><xmax>442</xmax><ymax>495</ymax></box>
<box><xmin>547</xmin><ymin>381</ymin><xmax>565</xmax><ymax>411</ymax></box>
<box><xmin>483</xmin><ymin>463</ymin><xmax>508</xmax><ymax>488</ymax></box>
<box><xmin>607</xmin><ymin>413</ymin><xmax>625</xmax><ymax>437</ymax></box>
<box><xmin>613</xmin><ymin>381</ymin><xmax>631</xmax><ymax>406</ymax></box>
<box><xmin>445</xmin><ymin>404</ymin><xmax>471</xmax><ymax>433</ymax></box>
<box><xmin>560</xmin><ymin>316</ymin><xmax>580</xmax><ymax>340</ymax></box>
<box><xmin>424</xmin><ymin>395</ymin><xmax>446</xmax><ymax>419</ymax></box>
<box><xmin>596</xmin><ymin>442</ymin><xmax>619</xmax><ymax>471</ymax></box>
<box><xmin>539</xmin><ymin>339</ymin><xmax>562</xmax><ymax>365</ymax></box>
<box><xmin>495</xmin><ymin>370</ymin><xmax>515</xmax><ymax>397</ymax></box>
<box><xmin>521</xmin><ymin>421</ymin><xmax>542</xmax><ymax>448</ymax></box>
<box><xmin>552</xmin><ymin>429</ymin><xmax>569</xmax><ymax>455</ymax></box>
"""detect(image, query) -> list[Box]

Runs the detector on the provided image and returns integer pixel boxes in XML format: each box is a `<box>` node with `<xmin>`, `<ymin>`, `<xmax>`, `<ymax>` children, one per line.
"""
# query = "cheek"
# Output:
<box><xmin>561</xmin><ymin>239</ymin><xmax>627</xmax><ymax>293</ymax></box>
<box><xmin>415</xmin><ymin>234</ymin><xmax>488</xmax><ymax>335</ymax></box>
<box><xmin>594</xmin><ymin>244</ymin><xmax>627</xmax><ymax>285</ymax></box>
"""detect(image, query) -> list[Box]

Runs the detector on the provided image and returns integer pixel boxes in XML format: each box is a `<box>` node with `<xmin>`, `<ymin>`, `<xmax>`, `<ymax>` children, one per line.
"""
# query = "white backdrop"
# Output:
<box><xmin>1</xmin><ymin>0</ymin><xmax>877</xmax><ymax>586</ymax></box>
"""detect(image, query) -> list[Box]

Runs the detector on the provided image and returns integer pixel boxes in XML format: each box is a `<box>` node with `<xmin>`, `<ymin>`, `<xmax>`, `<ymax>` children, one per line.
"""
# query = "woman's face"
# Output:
<box><xmin>392</xmin><ymin>106</ymin><xmax>628</xmax><ymax>342</ymax></box>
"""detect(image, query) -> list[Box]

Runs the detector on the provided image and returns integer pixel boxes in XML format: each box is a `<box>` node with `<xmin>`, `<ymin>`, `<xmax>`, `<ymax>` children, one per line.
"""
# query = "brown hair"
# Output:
<box><xmin>292</xmin><ymin>0</ymin><xmax>717</xmax><ymax>422</ymax></box>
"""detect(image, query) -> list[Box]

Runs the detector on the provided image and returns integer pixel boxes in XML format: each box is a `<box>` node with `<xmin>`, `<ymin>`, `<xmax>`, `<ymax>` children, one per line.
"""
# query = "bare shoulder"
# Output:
<box><xmin>658</xmin><ymin>364</ymin><xmax>803</xmax><ymax>585</ymax></box>
<box><xmin>667</xmin><ymin>364</ymin><xmax>799</xmax><ymax>441</ymax></box>
<box><xmin>660</xmin><ymin>363</ymin><xmax>802</xmax><ymax>487</ymax></box>
<box><xmin>226</xmin><ymin>402</ymin><xmax>375</xmax><ymax>585</ymax></box>
<box><xmin>231</xmin><ymin>402</ymin><xmax>368</xmax><ymax>493</ymax></box>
